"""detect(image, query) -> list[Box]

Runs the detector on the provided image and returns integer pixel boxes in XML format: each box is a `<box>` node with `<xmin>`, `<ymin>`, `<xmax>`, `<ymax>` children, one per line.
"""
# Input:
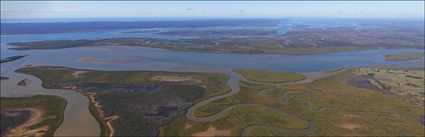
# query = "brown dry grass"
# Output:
<box><xmin>192</xmin><ymin>125</ymin><xmax>231</xmax><ymax>137</ymax></box>
<box><xmin>338</xmin><ymin>123</ymin><xmax>363</xmax><ymax>130</ymax></box>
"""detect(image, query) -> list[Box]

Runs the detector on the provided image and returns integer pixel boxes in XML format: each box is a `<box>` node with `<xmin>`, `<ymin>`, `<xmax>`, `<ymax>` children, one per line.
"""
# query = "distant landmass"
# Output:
<box><xmin>0</xmin><ymin>19</ymin><xmax>280</xmax><ymax>35</ymax></box>
<box><xmin>8</xmin><ymin>19</ymin><xmax>424</xmax><ymax>55</ymax></box>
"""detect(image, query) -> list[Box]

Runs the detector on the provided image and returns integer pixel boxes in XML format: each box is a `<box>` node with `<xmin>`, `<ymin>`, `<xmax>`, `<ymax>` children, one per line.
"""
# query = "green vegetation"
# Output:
<box><xmin>135</xmin><ymin>29</ymin><xmax>279</xmax><ymax>36</ymax></box>
<box><xmin>87</xmin><ymin>98</ymin><xmax>109</xmax><ymax>137</ymax></box>
<box><xmin>385</xmin><ymin>52</ymin><xmax>424</xmax><ymax>61</ymax></box>
<box><xmin>16</xmin><ymin>66</ymin><xmax>230</xmax><ymax>136</ymax></box>
<box><xmin>194</xmin><ymin>81</ymin><xmax>275</xmax><ymax>117</ymax></box>
<box><xmin>16</xmin><ymin>66</ymin><xmax>229</xmax><ymax>102</ymax></box>
<box><xmin>354</xmin><ymin>68</ymin><xmax>424</xmax><ymax>106</ymax></box>
<box><xmin>8</xmin><ymin>38</ymin><xmax>372</xmax><ymax>55</ymax></box>
<box><xmin>17</xmin><ymin>79</ymin><xmax>31</xmax><ymax>86</ymax></box>
<box><xmin>1</xmin><ymin>95</ymin><xmax>67</xmax><ymax>136</ymax></box>
<box><xmin>163</xmin><ymin>69</ymin><xmax>424</xmax><ymax>136</ymax></box>
<box><xmin>13</xmin><ymin>66</ymin><xmax>424</xmax><ymax>136</ymax></box>
<box><xmin>234</xmin><ymin>69</ymin><xmax>305</xmax><ymax>83</ymax></box>
<box><xmin>163</xmin><ymin>106</ymin><xmax>308</xmax><ymax>136</ymax></box>
<box><xmin>8</xmin><ymin>21</ymin><xmax>424</xmax><ymax>55</ymax></box>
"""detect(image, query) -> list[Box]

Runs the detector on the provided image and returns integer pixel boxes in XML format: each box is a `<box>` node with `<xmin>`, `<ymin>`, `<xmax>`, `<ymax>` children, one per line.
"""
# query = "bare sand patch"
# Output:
<box><xmin>105</xmin><ymin>115</ymin><xmax>119</xmax><ymax>137</ymax></box>
<box><xmin>345</xmin><ymin>113</ymin><xmax>361</xmax><ymax>118</ymax></box>
<box><xmin>87</xmin><ymin>92</ymin><xmax>118</xmax><ymax>137</ymax></box>
<box><xmin>192</xmin><ymin>125</ymin><xmax>231</xmax><ymax>137</ymax></box>
<box><xmin>72</xmin><ymin>71</ymin><xmax>88</xmax><ymax>78</ymax></box>
<box><xmin>335</xmin><ymin>112</ymin><xmax>364</xmax><ymax>131</ymax></box>
<box><xmin>184</xmin><ymin>123</ymin><xmax>192</xmax><ymax>130</ymax></box>
<box><xmin>338</xmin><ymin>123</ymin><xmax>363</xmax><ymax>130</ymax></box>
<box><xmin>5</xmin><ymin>108</ymin><xmax>52</xmax><ymax>137</ymax></box>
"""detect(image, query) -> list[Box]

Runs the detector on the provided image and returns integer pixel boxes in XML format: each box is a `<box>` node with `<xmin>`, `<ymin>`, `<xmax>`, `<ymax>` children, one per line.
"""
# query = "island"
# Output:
<box><xmin>7</xmin><ymin>19</ymin><xmax>424</xmax><ymax>55</ymax></box>
<box><xmin>1</xmin><ymin>19</ymin><xmax>280</xmax><ymax>35</ymax></box>
<box><xmin>0</xmin><ymin>76</ymin><xmax>10</xmax><ymax>80</ymax></box>
<box><xmin>1</xmin><ymin>55</ymin><xmax>27</xmax><ymax>64</ymax></box>
<box><xmin>126</xmin><ymin>29</ymin><xmax>280</xmax><ymax>37</ymax></box>
<box><xmin>384</xmin><ymin>52</ymin><xmax>424</xmax><ymax>61</ymax></box>
<box><xmin>17</xmin><ymin>79</ymin><xmax>32</xmax><ymax>86</ymax></box>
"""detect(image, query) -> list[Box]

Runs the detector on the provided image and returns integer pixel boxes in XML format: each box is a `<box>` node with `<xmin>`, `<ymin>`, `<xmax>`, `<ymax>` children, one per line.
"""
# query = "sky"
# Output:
<box><xmin>1</xmin><ymin>1</ymin><xmax>424</xmax><ymax>20</ymax></box>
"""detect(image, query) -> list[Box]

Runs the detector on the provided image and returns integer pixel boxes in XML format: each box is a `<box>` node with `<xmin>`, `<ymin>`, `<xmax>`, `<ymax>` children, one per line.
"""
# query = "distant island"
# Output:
<box><xmin>385</xmin><ymin>52</ymin><xmax>424</xmax><ymax>61</ymax></box>
<box><xmin>1</xmin><ymin>19</ymin><xmax>280</xmax><ymax>35</ymax></box>
<box><xmin>6</xmin><ymin>19</ymin><xmax>423</xmax><ymax>55</ymax></box>
<box><xmin>1</xmin><ymin>76</ymin><xmax>10</xmax><ymax>80</ymax></box>
<box><xmin>1</xmin><ymin>55</ymin><xmax>27</xmax><ymax>64</ymax></box>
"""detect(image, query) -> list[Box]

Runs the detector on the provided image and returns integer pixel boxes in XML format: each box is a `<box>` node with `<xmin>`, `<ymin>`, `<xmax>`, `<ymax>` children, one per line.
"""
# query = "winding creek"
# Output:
<box><xmin>1</xmin><ymin>28</ymin><xmax>424</xmax><ymax>136</ymax></box>
<box><xmin>185</xmin><ymin>68</ymin><xmax>348</xmax><ymax>135</ymax></box>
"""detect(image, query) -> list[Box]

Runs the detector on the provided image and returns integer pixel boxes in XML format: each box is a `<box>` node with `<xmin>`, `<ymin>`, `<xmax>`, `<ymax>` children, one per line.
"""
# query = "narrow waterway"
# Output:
<box><xmin>1</xmin><ymin>65</ymin><xmax>100</xmax><ymax>136</ymax></box>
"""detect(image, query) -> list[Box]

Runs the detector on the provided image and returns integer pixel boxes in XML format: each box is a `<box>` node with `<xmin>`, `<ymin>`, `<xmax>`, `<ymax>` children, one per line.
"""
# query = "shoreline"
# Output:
<box><xmin>1</xmin><ymin>95</ymin><xmax>67</xmax><ymax>136</ymax></box>
<box><xmin>86</xmin><ymin>92</ymin><xmax>115</xmax><ymax>137</ymax></box>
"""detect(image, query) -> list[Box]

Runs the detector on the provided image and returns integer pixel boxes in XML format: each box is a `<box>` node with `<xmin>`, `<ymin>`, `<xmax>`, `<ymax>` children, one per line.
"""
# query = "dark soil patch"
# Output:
<box><xmin>0</xmin><ymin>110</ymin><xmax>32</xmax><ymax>136</ymax></box>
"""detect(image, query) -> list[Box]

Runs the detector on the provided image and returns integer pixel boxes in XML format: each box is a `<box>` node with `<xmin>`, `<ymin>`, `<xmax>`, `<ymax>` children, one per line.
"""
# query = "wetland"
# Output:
<box><xmin>1</xmin><ymin>18</ymin><xmax>424</xmax><ymax>136</ymax></box>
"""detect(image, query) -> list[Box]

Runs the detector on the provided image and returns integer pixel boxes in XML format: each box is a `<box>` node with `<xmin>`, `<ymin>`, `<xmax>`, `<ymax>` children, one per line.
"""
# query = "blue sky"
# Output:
<box><xmin>1</xmin><ymin>1</ymin><xmax>424</xmax><ymax>19</ymax></box>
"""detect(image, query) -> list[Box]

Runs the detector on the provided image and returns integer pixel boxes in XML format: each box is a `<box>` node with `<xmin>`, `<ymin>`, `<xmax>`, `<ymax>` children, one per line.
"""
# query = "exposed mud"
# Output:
<box><xmin>192</xmin><ymin>125</ymin><xmax>231</xmax><ymax>137</ymax></box>
<box><xmin>87</xmin><ymin>92</ymin><xmax>118</xmax><ymax>137</ymax></box>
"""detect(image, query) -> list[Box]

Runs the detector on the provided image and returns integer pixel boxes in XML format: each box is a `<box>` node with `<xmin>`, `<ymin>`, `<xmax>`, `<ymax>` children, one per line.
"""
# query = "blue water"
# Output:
<box><xmin>1</xmin><ymin>20</ymin><xmax>423</xmax><ymax>74</ymax></box>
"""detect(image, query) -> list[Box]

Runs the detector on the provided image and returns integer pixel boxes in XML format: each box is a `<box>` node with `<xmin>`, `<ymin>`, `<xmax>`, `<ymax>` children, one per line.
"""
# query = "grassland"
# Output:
<box><xmin>12</xmin><ymin>66</ymin><xmax>424</xmax><ymax>136</ymax></box>
<box><xmin>162</xmin><ymin>69</ymin><xmax>424</xmax><ymax>136</ymax></box>
<box><xmin>193</xmin><ymin>81</ymin><xmax>275</xmax><ymax>117</ymax></box>
<box><xmin>16</xmin><ymin>66</ymin><xmax>229</xmax><ymax>102</ymax></box>
<box><xmin>16</xmin><ymin>66</ymin><xmax>230</xmax><ymax>136</ymax></box>
<box><xmin>354</xmin><ymin>68</ymin><xmax>424</xmax><ymax>106</ymax></box>
<box><xmin>385</xmin><ymin>52</ymin><xmax>424</xmax><ymax>61</ymax></box>
<box><xmin>129</xmin><ymin>29</ymin><xmax>279</xmax><ymax>37</ymax></box>
<box><xmin>234</xmin><ymin>69</ymin><xmax>305</xmax><ymax>83</ymax></box>
<box><xmin>8</xmin><ymin>37</ymin><xmax>372</xmax><ymax>55</ymax></box>
<box><xmin>1</xmin><ymin>95</ymin><xmax>67</xmax><ymax>137</ymax></box>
